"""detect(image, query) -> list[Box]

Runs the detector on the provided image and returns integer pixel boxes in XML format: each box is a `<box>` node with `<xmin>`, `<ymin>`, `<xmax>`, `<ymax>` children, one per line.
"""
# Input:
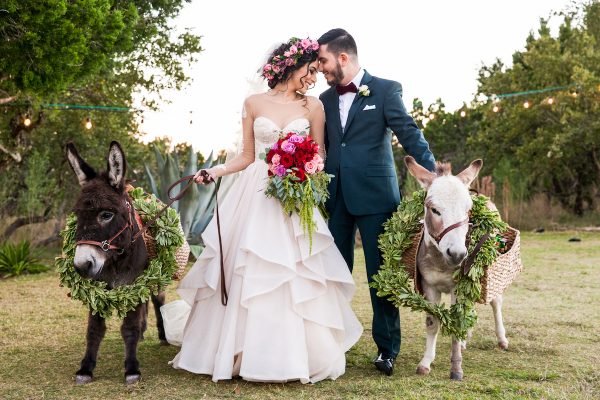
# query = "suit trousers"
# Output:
<box><xmin>327</xmin><ymin>177</ymin><xmax>401</xmax><ymax>359</ymax></box>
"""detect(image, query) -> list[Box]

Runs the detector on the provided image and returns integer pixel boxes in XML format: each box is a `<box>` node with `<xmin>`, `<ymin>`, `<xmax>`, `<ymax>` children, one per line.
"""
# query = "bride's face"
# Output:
<box><xmin>290</xmin><ymin>60</ymin><xmax>318</xmax><ymax>94</ymax></box>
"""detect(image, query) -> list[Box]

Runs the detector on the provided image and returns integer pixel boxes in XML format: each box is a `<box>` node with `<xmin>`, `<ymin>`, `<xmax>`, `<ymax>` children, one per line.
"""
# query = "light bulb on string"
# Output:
<box><xmin>523</xmin><ymin>101</ymin><xmax>530</xmax><ymax>109</ymax></box>
<box><xmin>429</xmin><ymin>113</ymin><xmax>435</xmax><ymax>120</ymax></box>
<box><xmin>571</xmin><ymin>90</ymin><xmax>578</xmax><ymax>98</ymax></box>
<box><xmin>85</xmin><ymin>117</ymin><xmax>93</xmax><ymax>130</ymax></box>
<box><xmin>23</xmin><ymin>113</ymin><xmax>32</xmax><ymax>127</ymax></box>
<box><xmin>547</xmin><ymin>97</ymin><xmax>554</xmax><ymax>105</ymax></box>
<box><xmin>460</xmin><ymin>110</ymin><xmax>466</xmax><ymax>118</ymax></box>
<box><xmin>492</xmin><ymin>105</ymin><xmax>500</xmax><ymax>113</ymax></box>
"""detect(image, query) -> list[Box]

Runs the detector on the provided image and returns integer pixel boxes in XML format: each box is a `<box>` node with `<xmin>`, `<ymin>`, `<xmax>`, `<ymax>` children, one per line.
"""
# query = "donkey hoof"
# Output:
<box><xmin>450</xmin><ymin>371</ymin><xmax>463</xmax><ymax>381</ymax></box>
<box><xmin>125</xmin><ymin>374</ymin><xmax>141</xmax><ymax>385</ymax></box>
<box><xmin>416</xmin><ymin>365</ymin><xmax>430</xmax><ymax>375</ymax></box>
<box><xmin>498</xmin><ymin>341</ymin><xmax>509</xmax><ymax>350</ymax></box>
<box><xmin>75</xmin><ymin>374</ymin><xmax>93</xmax><ymax>385</ymax></box>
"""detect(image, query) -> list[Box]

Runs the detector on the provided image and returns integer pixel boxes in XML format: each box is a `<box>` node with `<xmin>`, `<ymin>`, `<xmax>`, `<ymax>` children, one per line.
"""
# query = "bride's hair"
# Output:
<box><xmin>261</xmin><ymin>37</ymin><xmax>319</xmax><ymax>89</ymax></box>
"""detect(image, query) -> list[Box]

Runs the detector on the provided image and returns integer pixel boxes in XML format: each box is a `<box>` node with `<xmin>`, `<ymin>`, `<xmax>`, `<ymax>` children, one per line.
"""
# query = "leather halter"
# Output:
<box><xmin>429</xmin><ymin>217</ymin><xmax>470</xmax><ymax>244</ymax></box>
<box><xmin>76</xmin><ymin>201</ymin><xmax>135</xmax><ymax>254</ymax></box>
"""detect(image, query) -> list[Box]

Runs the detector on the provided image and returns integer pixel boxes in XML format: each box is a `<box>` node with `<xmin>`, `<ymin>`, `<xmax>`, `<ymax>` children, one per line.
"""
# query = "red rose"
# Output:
<box><xmin>294</xmin><ymin>168</ymin><xmax>306</xmax><ymax>182</ymax></box>
<box><xmin>266</xmin><ymin>150</ymin><xmax>274</xmax><ymax>163</ymax></box>
<box><xmin>280</xmin><ymin>153</ymin><xmax>293</xmax><ymax>168</ymax></box>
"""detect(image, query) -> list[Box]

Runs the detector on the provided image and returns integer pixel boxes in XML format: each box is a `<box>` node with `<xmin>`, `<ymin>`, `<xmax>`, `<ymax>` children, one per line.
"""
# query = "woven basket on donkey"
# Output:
<box><xmin>142</xmin><ymin>229</ymin><xmax>189</xmax><ymax>281</ymax></box>
<box><xmin>401</xmin><ymin>226</ymin><xmax>522</xmax><ymax>304</ymax></box>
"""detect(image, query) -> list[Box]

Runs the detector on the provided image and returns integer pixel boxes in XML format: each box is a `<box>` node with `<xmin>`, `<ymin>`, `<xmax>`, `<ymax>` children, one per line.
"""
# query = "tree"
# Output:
<box><xmin>0</xmin><ymin>0</ymin><xmax>202</xmax><ymax>242</ymax></box>
<box><xmin>472</xmin><ymin>1</ymin><xmax>600</xmax><ymax>215</ymax></box>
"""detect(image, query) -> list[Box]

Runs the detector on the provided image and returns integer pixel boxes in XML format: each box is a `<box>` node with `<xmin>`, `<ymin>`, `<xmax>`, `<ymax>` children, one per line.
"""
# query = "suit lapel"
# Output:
<box><xmin>343</xmin><ymin>70</ymin><xmax>374</xmax><ymax>136</ymax></box>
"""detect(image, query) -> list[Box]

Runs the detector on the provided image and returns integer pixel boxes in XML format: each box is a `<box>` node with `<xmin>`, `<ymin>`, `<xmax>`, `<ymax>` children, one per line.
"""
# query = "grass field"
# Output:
<box><xmin>1</xmin><ymin>232</ymin><xmax>598</xmax><ymax>399</ymax></box>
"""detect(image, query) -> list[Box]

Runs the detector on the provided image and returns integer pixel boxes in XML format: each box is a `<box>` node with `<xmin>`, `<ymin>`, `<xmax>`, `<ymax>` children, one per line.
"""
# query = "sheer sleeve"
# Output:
<box><xmin>308</xmin><ymin>97</ymin><xmax>326</xmax><ymax>159</ymax></box>
<box><xmin>211</xmin><ymin>97</ymin><xmax>256</xmax><ymax>178</ymax></box>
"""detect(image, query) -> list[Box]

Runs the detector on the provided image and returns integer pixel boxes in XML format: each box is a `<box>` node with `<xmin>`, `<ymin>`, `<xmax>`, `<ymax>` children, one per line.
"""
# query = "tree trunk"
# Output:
<box><xmin>0</xmin><ymin>214</ymin><xmax>50</xmax><ymax>241</ymax></box>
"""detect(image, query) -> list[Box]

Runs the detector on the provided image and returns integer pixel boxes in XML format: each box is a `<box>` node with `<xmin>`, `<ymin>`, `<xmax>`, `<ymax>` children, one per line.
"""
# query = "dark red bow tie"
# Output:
<box><xmin>336</xmin><ymin>82</ymin><xmax>358</xmax><ymax>95</ymax></box>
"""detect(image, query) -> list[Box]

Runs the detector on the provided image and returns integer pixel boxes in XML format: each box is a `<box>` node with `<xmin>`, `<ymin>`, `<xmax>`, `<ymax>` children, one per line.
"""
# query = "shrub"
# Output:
<box><xmin>0</xmin><ymin>241</ymin><xmax>49</xmax><ymax>278</ymax></box>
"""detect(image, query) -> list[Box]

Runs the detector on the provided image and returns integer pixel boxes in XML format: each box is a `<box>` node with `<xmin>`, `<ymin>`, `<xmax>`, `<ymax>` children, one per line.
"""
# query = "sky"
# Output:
<box><xmin>137</xmin><ymin>0</ymin><xmax>576</xmax><ymax>155</ymax></box>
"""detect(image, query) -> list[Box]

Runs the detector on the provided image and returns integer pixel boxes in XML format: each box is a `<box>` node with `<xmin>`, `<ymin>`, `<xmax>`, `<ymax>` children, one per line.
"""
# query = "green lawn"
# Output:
<box><xmin>1</xmin><ymin>232</ymin><xmax>598</xmax><ymax>399</ymax></box>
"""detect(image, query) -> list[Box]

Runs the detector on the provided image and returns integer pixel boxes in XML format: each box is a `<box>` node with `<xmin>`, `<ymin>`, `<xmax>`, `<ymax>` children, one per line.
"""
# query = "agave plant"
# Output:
<box><xmin>0</xmin><ymin>240</ymin><xmax>49</xmax><ymax>278</ymax></box>
<box><xmin>144</xmin><ymin>145</ymin><xmax>234</xmax><ymax>258</ymax></box>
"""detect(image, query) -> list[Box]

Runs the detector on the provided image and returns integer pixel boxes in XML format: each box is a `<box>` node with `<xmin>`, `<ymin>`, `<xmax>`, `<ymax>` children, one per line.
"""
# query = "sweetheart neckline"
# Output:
<box><xmin>254</xmin><ymin>116</ymin><xmax>309</xmax><ymax>132</ymax></box>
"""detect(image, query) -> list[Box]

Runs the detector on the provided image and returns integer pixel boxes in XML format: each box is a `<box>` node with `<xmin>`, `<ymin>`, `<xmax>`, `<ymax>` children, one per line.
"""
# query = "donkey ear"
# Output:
<box><xmin>66</xmin><ymin>142</ymin><xmax>97</xmax><ymax>186</ymax></box>
<box><xmin>404</xmin><ymin>156</ymin><xmax>436</xmax><ymax>189</ymax></box>
<box><xmin>456</xmin><ymin>159</ymin><xmax>483</xmax><ymax>187</ymax></box>
<box><xmin>107</xmin><ymin>141</ymin><xmax>127</xmax><ymax>190</ymax></box>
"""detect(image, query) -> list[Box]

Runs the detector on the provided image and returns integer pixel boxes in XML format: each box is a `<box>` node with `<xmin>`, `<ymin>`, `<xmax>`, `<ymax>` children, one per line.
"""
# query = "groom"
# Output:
<box><xmin>317</xmin><ymin>28</ymin><xmax>436</xmax><ymax>376</ymax></box>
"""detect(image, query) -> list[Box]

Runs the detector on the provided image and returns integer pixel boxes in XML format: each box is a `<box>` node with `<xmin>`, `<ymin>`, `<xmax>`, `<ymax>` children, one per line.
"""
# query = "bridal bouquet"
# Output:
<box><xmin>261</xmin><ymin>131</ymin><xmax>333</xmax><ymax>249</ymax></box>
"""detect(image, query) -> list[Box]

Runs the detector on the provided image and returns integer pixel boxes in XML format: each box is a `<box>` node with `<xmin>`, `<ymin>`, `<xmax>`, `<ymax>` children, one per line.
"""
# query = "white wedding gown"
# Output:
<box><xmin>164</xmin><ymin>116</ymin><xmax>363</xmax><ymax>383</ymax></box>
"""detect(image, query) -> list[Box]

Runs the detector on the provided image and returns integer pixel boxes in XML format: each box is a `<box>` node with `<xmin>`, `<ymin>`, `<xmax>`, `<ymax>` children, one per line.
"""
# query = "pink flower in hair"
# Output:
<box><xmin>300</xmin><ymin>39</ymin><xmax>311</xmax><ymax>49</ymax></box>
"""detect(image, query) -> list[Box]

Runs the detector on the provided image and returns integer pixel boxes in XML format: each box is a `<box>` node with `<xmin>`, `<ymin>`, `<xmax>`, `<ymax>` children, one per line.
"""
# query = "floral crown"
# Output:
<box><xmin>261</xmin><ymin>37</ymin><xmax>320</xmax><ymax>82</ymax></box>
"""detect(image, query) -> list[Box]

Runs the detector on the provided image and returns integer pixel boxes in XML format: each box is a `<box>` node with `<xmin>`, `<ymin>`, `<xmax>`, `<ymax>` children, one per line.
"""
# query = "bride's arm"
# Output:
<box><xmin>308</xmin><ymin>97</ymin><xmax>326</xmax><ymax>159</ymax></box>
<box><xmin>194</xmin><ymin>98</ymin><xmax>256</xmax><ymax>183</ymax></box>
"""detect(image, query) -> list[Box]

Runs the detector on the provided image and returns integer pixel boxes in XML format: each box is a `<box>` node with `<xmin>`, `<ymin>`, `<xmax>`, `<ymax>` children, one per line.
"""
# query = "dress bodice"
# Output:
<box><xmin>252</xmin><ymin>117</ymin><xmax>310</xmax><ymax>159</ymax></box>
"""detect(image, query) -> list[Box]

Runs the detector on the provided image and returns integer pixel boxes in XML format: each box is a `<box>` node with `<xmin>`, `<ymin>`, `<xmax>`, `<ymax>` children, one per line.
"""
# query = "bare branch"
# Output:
<box><xmin>0</xmin><ymin>95</ymin><xmax>17</xmax><ymax>104</ymax></box>
<box><xmin>0</xmin><ymin>143</ymin><xmax>22</xmax><ymax>162</ymax></box>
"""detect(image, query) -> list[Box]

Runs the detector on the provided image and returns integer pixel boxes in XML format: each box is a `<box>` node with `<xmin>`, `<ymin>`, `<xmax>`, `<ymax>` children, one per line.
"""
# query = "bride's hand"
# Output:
<box><xmin>193</xmin><ymin>168</ymin><xmax>215</xmax><ymax>184</ymax></box>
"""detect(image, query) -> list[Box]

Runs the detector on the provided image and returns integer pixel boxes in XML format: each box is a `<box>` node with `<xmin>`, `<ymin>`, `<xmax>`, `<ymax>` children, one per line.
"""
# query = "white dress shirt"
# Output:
<box><xmin>339</xmin><ymin>68</ymin><xmax>365</xmax><ymax>131</ymax></box>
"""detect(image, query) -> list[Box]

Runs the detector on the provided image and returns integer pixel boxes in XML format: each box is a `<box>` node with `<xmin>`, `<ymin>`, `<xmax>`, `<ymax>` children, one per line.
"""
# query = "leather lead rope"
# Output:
<box><xmin>131</xmin><ymin>173</ymin><xmax>228</xmax><ymax>306</ymax></box>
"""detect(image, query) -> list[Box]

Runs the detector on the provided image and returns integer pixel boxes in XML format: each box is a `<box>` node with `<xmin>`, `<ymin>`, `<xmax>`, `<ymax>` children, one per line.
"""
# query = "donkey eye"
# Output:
<box><xmin>431</xmin><ymin>207</ymin><xmax>441</xmax><ymax>216</ymax></box>
<box><xmin>99</xmin><ymin>211</ymin><xmax>114</xmax><ymax>221</ymax></box>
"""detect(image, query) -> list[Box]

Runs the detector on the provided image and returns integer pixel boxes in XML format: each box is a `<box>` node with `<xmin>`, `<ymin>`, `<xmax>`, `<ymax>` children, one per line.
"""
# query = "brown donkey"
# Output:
<box><xmin>66</xmin><ymin>141</ymin><xmax>167</xmax><ymax>385</ymax></box>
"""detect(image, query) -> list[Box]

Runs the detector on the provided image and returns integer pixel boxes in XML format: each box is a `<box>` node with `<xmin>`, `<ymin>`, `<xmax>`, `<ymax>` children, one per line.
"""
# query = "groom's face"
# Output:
<box><xmin>318</xmin><ymin>45</ymin><xmax>344</xmax><ymax>87</ymax></box>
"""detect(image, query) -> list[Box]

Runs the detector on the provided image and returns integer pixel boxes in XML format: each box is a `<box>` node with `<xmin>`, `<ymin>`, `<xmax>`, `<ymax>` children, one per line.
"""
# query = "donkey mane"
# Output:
<box><xmin>435</xmin><ymin>162</ymin><xmax>452</xmax><ymax>177</ymax></box>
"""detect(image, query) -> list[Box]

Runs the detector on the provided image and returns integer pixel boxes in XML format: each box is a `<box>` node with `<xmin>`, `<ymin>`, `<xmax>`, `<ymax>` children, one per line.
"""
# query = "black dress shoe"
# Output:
<box><xmin>373</xmin><ymin>353</ymin><xmax>395</xmax><ymax>376</ymax></box>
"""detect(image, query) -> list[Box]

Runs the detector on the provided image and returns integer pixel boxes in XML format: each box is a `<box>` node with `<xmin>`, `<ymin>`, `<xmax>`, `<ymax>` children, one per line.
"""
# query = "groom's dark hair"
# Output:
<box><xmin>318</xmin><ymin>28</ymin><xmax>357</xmax><ymax>56</ymax></box>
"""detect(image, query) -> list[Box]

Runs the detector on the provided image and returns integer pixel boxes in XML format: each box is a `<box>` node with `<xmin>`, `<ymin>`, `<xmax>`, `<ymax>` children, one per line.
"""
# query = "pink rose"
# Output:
<box><xmin>304</xmin><ymin>160</ymin><xmax>318</xmax><ymax>174</ymax></box>
<box><xmin>275</xmin><ymin>164</ymin><xmax>287</xmax><ymax>177</ymax></box>
<box><xmin>271</xmin><ymin>142</ymin><xmax>278</xmax><ymax>150</ymax></box>
<box><xmin>271</xmin><ymin>153</ymin><xmax>281</xmax><ymax>165</ymax></box>
<box><xmin>272</xmin><ymin>65</ymin><xmax>281</xmax><ymax>73</ymax></box>
<box><xmin>263</xmin><ymin>64</ymin><xmax>272</xmax><ymax>71</ymax></box>
<box><xmin>288</xmin><ymin>134</ymin><xmax>305</xmax><ymax>144</ymax></box>
<box><xmin>312</xmin><ymin>154</ymin><xmax>323</xmax><ymax>164</ymax></box>
<box><xmin>317</xmin><ymin>162</ymin><xmax>324</xmax><ymax>172</ymax></box>
<box><xmin>289</xmin><ymin>45</ymin><xmax>298</xmax><ymax>54</ymax></box>
<box><xmin>300</xmin><ymin>39</ymin><xmax>311</xmax><ymax>49</ymax></box>
<box><xmin>281</xmin><ymin>141</ymin><xmax>296</xmax><ymax>153</ymax></box>
<box><xmin>285</xmin><ymin>58</ymin><xmax>295</xmax><ymax>66</ymax></box>
<box><xmin>311</xmin><ymin>42</ymin><xmax>319</xmax><ymax>51</ymax></box>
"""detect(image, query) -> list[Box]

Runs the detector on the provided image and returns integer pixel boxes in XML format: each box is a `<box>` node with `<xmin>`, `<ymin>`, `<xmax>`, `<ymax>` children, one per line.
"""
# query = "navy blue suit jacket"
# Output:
<box><xmin>320</xmin><ymin>70</ymin><xmax>435</xmax><ymax>215</ymax></box>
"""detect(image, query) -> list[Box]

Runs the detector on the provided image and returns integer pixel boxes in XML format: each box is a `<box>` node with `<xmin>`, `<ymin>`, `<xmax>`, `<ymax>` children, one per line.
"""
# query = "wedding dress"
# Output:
<box><xmin>164</xmin><ymin>97</ymin><xmax>363</xmax><ymax>384</ymax></box>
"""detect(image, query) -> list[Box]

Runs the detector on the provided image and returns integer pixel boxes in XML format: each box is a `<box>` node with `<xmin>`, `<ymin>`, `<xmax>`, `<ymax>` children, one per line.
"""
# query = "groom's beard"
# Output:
<box><xmin>326</xmin><ymin>62</ymin><xmax>344</xmax><ymax>87</ymax></box>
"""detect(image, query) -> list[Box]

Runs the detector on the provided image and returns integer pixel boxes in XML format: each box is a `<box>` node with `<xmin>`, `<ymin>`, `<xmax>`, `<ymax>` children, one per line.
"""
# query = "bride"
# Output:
<box><xmin>166</xmin><ymin>36</ymin><xmax>363</xmax><ymax>384</ymax></box>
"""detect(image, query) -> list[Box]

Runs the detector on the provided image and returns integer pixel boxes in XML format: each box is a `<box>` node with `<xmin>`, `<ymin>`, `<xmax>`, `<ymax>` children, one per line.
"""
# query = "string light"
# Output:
<box><xmin>547</xmin><ymin>97</ymin><xmax>554</xmax><ymax>105</ymax></box>
<box><xmin>429</xmin><ymin>113</ymin><xmax>435</xmax><ymax>120</ymax></box>
<box><xmin>23</xmin><ymin>114</ymin><xmax>31</xmax><ymax>126</ymax></box>
<box><xmin>84</xmin><ymin>117</ymin><xmax>93</xmax><ymax>130</ymax></box>
<box><xmin>571</xmin><ymin>91</ymin><xmax>578</xmax><ymax>98</ymax></box>
<box><xmin>523</xmin><ymin>101</ymin><xmax>530</xmax><ymax>109</ymax></box>
<box><xmin>492</xmin><ymin>105</ymin><xmax>500</xmax><ymax>113</ymax></box>
<box><xmin>460</xmin><ymin>110</ymin><xmax>466</xmax><ymax>118</ymax></box>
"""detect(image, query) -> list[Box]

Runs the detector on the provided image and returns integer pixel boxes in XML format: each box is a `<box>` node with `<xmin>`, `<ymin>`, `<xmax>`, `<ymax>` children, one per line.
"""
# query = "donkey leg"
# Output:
<box><xmin>151</xmin><ymin>291</ymin><xmax>167</xmax><ymax>344</ymax></box>
<box><xmin>75</xmin><ymin>311</ymin><xmax>106</xmax><ymax>385</ymax></box>
<box><xmin>449</xmin><ymin>292</ymin><xmax>464</xmax><ymax>380</ymax></box>
<box><xmin>450</xmin><ymin>337</ymin><xmax>464</xmax><ymax>380</ymax></box>
<box><xmin>417</xmin><ymin>287</ymin><xmax>441</xmax><ymax>375</ymax></box>
<box><xmin>491</xmin><ymin>295</ymin><xmax>509</xmax><ymax>350</ymax></box>
<box><xmin>121</xmin><ymin>304</ymin><xmax>144</xmax><ymax>384</ymax></box>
